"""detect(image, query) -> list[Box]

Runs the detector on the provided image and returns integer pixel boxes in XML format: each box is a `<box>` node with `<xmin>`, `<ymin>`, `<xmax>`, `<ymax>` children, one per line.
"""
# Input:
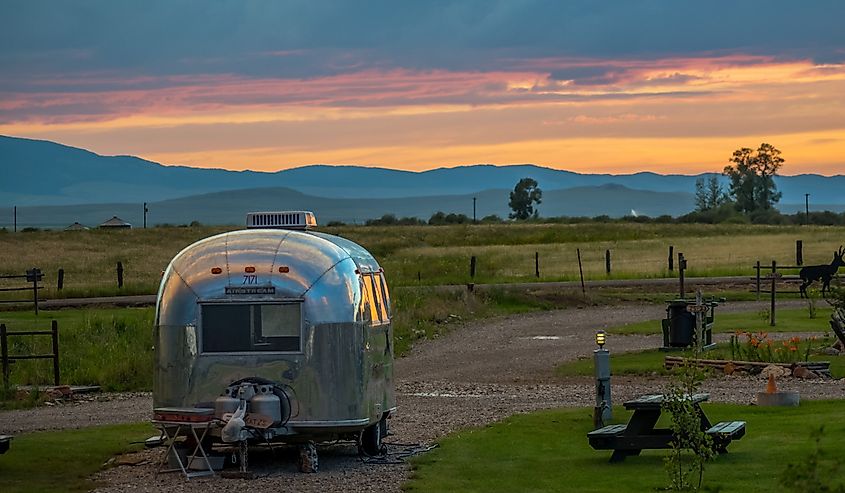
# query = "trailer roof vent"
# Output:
<box><xmin>246</xmin><ymin>211</ymin><xmax>317</xmax><ymax>230</ymax></box>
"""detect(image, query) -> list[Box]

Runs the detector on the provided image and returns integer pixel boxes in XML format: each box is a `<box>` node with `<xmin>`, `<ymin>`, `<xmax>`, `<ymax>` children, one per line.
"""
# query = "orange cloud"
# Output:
<box><xmin>2</xmin><ymin>56</ymin><xmax>844</xmax><ymax>175</ymax></box>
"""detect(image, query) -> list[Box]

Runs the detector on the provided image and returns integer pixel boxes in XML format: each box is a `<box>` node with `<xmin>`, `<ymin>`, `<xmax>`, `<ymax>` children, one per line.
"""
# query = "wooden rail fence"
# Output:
<box><xmin>0</xmin><ymin>268</ymin><xmax>44</xmax><ymax>314</ymax></box>
<box><xmin>0</xmin><ymin>321</ymin><xmax>60</xmax><ymax>388</ymax></box>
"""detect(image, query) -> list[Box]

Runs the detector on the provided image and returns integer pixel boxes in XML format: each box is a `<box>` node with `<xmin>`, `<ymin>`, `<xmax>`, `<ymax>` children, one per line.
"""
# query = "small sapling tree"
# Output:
<box><xmin>663</xmin><ymin>292</ymin><xmax>717</xmax><ymax>491</ymax></box>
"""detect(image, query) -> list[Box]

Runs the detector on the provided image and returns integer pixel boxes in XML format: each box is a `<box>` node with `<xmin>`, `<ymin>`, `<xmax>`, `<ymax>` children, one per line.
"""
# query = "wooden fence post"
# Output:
<box><xmin>577</xmin><ymin>248</ymin><xmax>586</xmax><ymax>297</ymax></box>
<box><xmin>668</xmin><ymin>245</ymin><xmax>674</xmax><ymax>271</ymax></box>
<box><xmin>469</xmin><ymin>256</ymin><xmax>476</xmax><ymax>279</ymax></box>
<box><xmin>57</xmin><ymin>268</ymin><xmax>64</xmax><ymax>291</ymax></box>
<box><xmin>117</xmin><ymin>261</ymin><xmax>124</xmax><ymax>288</ymax></box>
<box><xmin>1</xmin><ymin>323</ymin><xmax>8</xmax><ymax>389</ymax></box>
<box><xmin>605</xmin><ymin>249</ymin><xmax>611</xmax><ymax>275</ymax></box>
<box><xmin>51</xmin><ymin>320</ymin><xmax>60</xmax><ymax>386</ymax></box>
<box><xmin>535</xmin><ymin>252</ymin><xmax>539</xmax><ymax>278</ymax></box>
<box><xmin>678</xmin><ymin>253</ymin><xmax>686</xmax><ymax>298</ymax></box>
<box><xmin>771</xmin><ymin>260</ymin><xmax>777</xmax><ymax>327</ymax></box>
<box><xmin>756</xmin><ymin>260</ymin><xmax>761</xmax><ymax>301</ymax></box>
<box><xmin>32</xmin><ymin>270</ymin><xmax>39</xmax><ymax>315</ymax></box>
<box><xmin>796</xmin><ymin>240</ymin><xmax>803</xmax><ymax>266</ymax></box>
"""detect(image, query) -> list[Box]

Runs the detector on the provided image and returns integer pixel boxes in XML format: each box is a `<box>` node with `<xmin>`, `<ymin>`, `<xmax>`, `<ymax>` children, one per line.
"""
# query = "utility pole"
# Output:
<box><xmin>804</xmin><ymin>193</ymin><xmax>810</xmax><ymax>224</ymax></box>
<box><xmin>13</xmin><ymin>206</ymin><xmax>16</xmax><ymax>232</ymax></box>
<box><xmin>472</xmin><ymin>197</ymin><xmax>477</xmax><ymax>223</ymax></box>
<box><xmin>143</xmin><ymin>202</ymin><xmax>149</xmax><ymax>229</ymax></box>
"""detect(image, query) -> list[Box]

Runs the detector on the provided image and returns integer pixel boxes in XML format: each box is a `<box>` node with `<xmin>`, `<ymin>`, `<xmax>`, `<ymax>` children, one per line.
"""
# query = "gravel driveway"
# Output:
<box><xmin>2</xmin><ymin>299</ymin><xmax>842</xmax><ymax>492</ymax></box>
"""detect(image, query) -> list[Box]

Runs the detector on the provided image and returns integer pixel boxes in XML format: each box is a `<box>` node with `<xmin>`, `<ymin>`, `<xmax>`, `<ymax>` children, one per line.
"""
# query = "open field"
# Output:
<box><xmin>407</xmin><ymin>400</ymin><xmax>845</xmax><ymax>492</ymax></box>
<box><xmin>1</xmin><ymin>223</ymin><xmax>844</xmax><ymax>298</ymax></box>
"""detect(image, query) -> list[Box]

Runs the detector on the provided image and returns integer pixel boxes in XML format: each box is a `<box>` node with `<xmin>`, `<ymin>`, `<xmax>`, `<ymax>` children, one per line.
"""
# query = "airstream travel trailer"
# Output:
<box><xmin>154</xmin><ymin>211</ymin><xmax>395</xmax><ymax>470</ymax></box>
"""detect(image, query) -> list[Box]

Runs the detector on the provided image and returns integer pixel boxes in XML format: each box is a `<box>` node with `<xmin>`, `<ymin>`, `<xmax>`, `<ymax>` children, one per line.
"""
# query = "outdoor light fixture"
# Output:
<box><xmin>593</xmin><ymin>329</ymin><xmax>611</xmax><ymax>426</ymax></box>
<box><xmin>595</xmin><ymin>330</ymin><xmax>606</xmax><ymax>349</ymax></box>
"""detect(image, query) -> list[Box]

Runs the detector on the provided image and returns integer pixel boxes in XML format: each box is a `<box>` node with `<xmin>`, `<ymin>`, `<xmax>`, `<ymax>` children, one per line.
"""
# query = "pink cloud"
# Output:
<box><xmin>1</xmin><ymin>54</ymin><xmax>842</xmax><ymax>127</ymax></box>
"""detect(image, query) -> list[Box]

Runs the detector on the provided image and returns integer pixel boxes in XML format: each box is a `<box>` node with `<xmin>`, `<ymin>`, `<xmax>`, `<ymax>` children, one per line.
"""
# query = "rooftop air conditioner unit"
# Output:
<box><xmin>246</xmin><ymin>211</ymin><xmax>317</xmax><ymax>230</ymax></box>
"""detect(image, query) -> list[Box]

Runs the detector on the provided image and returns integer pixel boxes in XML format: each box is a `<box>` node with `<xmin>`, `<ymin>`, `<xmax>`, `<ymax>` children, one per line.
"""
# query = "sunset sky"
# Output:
<box><xmin>2</xmin><ymin>1</ymin><xmax>844</xmax><ymax>175</ymax></box>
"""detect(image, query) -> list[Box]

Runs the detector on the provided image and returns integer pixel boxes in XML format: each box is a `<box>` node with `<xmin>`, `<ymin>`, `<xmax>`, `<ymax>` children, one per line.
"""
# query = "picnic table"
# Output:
<box><xmin>587</xmin><ymin>393</ymin><xmax>745</xmax><ymax>462</ymax></box>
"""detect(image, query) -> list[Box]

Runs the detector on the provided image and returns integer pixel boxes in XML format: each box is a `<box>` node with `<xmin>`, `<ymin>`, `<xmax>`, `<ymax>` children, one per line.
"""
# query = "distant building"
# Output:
<box><xmin>64</xmin><ymin>222</ymin><xmax>89</xmax><ymax>231</ymax></box>
<box><xmin>99</xmin><ymin>216</ymin><xmax>132</xmax><ymax>229</ymax></box>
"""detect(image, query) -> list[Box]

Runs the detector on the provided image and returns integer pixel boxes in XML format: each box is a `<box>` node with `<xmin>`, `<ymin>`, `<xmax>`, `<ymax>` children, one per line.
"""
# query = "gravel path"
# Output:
<box><xmin>2</xmin><ymin>299</ymin><xmax>841</xmax><ymax>492</ymax></box>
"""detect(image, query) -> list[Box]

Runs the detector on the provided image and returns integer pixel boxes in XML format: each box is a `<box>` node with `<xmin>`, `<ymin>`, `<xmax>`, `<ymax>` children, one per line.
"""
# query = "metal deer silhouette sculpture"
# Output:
<box><xmin>799</xmin><ymin>245</ymin><xmax>845</xmax><ymax>298</ymax></box>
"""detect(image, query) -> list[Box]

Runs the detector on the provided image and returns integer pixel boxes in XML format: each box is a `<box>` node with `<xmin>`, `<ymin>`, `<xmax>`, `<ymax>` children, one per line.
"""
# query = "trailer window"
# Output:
<box><xmin>362</xmin><ymin>274</ymin><xmax>381</xmax><ymax>324</ymax></box>
<box><xmin>372</xmin><ymin>275</ymin><xmax>388</xmax><ymax>322</ymax></box>
<box><xmin>378</xmin><ymin>272</ymin><xmax>391</xmax><ymax>318</ymax></box>
<box><xmin>201</xmin><ymin>303</ymin><xmax>301</xmax><ymax>353</ymax></box>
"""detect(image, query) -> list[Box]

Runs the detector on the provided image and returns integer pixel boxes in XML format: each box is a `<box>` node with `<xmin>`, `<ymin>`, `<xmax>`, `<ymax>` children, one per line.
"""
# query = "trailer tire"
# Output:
<box><xmin>360</xmin><ymin>416</ymin><xmax>387</xmax><ymax>456</ymax></box>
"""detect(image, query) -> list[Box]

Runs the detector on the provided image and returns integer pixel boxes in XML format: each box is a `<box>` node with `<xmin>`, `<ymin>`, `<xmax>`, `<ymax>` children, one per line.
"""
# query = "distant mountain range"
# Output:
<box><xmin>8</xmin><ymin>185</ymin><xmax>700</xmax><ymax>228</ymax></box>
<box><xmin>1</xmin><ymin>134</ymin><xmax>843</xmax><ymax>227</ymax></box>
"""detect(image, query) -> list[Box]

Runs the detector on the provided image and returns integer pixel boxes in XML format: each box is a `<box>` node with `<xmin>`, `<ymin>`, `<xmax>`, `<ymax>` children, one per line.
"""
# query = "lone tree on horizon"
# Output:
<box><xmin>508</xmin><ymin>177</ymin><xmax>542</xmax><ymax>220</ymax></box>
<box><xmin>723</xmin><ymin>143</ymin><xmax>784</xmax><ymax>213</ymax></box>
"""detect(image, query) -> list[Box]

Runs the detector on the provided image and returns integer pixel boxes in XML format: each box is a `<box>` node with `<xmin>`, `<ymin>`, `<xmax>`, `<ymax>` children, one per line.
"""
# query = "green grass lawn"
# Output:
<box><xmin>407</xmin><ymin>401</ymin><xmax>845</xmax><ymax>492</ymax></box>
<box><xmin>608</xmin><ymin>307</ymin><xmax>834</xmax><ymax>335</ymax></box>
<box><xmin>0</xmin><ymin>422</ymin><xmax>153</xmax><ymax>493</ymax></box>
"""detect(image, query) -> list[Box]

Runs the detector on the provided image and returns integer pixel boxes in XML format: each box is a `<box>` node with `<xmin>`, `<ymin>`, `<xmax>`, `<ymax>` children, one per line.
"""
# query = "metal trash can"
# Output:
<box><xmin>661</xmin><ymin>298</ymin><xmax>719</xmax><ymax>350</ymax></box>
<box><xmin>665</xmin><ymin>300</ymin><xmax>695</xmax><ymax>347</ymax></box>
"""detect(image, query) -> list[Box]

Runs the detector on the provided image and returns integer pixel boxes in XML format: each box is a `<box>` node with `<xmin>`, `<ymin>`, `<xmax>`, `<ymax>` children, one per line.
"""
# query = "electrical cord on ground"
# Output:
<box><xmin>358</xmin><ymin>440</ymin><xmax>439</xmax><ymax>465</ymax></box>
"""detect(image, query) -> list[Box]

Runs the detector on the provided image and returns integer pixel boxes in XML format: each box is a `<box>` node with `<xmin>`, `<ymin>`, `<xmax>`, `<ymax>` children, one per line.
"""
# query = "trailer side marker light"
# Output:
<box><xmin>245</xmin><ymin>266</ymin><xmax>256</xmax><ymax>273</ymax></box>
<box><xmin>278</xmin><ymin>266</ymin><xmax>290</xmax><ymax>273</ymax></box>
<box><xmin>211</xmin><ymin>267</ymin><xmax>223</xmax><ymax>275</ymax></box>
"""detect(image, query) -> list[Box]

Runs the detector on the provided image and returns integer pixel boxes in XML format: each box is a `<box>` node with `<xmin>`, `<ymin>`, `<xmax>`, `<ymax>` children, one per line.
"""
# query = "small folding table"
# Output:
<box><xmin>152</xmin><ymin>407</ymin><xmax>217</xmax><ymax>479</ymax></box>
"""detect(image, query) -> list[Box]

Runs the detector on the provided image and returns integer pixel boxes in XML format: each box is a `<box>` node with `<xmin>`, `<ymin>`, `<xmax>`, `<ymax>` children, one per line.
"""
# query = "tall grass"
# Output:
<box><xmin>0</xmin><ymin>308</ymin><xmax>153</xmax><ymax>391</ymax></box>
<box><xmin>2</xmin><ymin>223</ymin><xmax>843</xmax><ymax>298</ymax></box>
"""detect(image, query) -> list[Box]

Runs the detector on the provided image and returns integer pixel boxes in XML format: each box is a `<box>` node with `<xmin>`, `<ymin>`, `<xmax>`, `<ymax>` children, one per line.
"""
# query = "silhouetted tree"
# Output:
<box><xmin>694</xmin><ymin>175</ymin><xmax>728</xmax><ymax>212</ymax></box>
<box><xmin>723</xmin><ymin>143</ymin><xmax>784</xmax><ymax>213</ymax></box>
<box><xmin>508</xmin><ymin>178</ymin><xmax>542</xmax><ymax>220</ymax></box>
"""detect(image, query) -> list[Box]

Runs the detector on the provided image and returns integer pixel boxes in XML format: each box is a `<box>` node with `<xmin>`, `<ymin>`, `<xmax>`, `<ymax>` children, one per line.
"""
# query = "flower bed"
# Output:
<box><xmin>728</xmin><ymin>331</ymin><xmax>818</xmax><ymax>364</ymax></box>
<box><xmin>663</xmin><ymin>355</ymin><xmax>831</xmax><ymax>378</ymax></box>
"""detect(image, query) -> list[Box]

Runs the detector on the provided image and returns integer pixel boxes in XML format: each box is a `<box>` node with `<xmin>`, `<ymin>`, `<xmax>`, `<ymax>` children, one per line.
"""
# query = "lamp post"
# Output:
<box><xmin>593</xmin><ymin>330</ymin><xmax>612</xmax><ymax>427</ymax></box>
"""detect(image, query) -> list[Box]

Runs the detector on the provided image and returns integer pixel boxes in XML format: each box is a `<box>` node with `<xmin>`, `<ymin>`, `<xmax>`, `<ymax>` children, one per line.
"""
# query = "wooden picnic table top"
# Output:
<box><xmin>623</xmin><ymin>393</ymin><xmax>709</xmax><ymax>410</ymax></box>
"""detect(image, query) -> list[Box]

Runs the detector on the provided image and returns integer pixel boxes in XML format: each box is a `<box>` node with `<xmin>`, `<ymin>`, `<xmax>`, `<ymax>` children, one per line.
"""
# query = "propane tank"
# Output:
<box><xmin>214</xmin><ymin>390</ymin><xmax>240</xmax><ymax>419</ymax></box>
<box><xmin>250</xmin><ymin>386</ymin><xmax>282</xmax><ymax>424</ymax></box>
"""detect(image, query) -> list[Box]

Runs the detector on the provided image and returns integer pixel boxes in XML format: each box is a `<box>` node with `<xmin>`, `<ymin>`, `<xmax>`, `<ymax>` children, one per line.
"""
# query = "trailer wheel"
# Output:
<box><xmin>360</xmin><ymin>415</ymin><xmax>387</xmax><ymax>456</ymax></box>
<box><xmin>297</xmin><ymin>441</ymin><xmax>318</xmax><ymax>473</ymax></box>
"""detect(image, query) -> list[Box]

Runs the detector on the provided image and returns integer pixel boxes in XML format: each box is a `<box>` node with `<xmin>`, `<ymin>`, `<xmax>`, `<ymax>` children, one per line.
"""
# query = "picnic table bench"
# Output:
<box><xmin>0</xmin><ymin>435</ymin><xmax>11</xmax><ymax>454</ymax></box>
<box><xmin>587</xmin><ymin>393</ymin><xmax>745</xmax><ymax>462</ymax></box>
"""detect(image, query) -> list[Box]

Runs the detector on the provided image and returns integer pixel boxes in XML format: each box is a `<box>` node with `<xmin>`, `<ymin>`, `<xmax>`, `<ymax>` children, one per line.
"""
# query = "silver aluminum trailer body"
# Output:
<box><xmin>154</xmin><ymin>227</ymin><xmax>395</xmax><ymax>441</ymax></box>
